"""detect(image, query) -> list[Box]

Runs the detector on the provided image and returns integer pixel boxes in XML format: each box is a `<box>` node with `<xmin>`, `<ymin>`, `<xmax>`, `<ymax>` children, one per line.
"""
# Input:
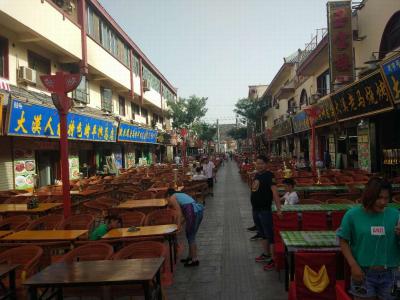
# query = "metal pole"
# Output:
<box><xmin>311</xmin><ymin>123</ymin><xmax>316</xmax><ymax>176</ymax></box>
<box><xmin>216</xmin><ymin>119</ymin><xmax>220</xmax><ymax>153</ymax></box>
<box><xmin>59</xmin><ymin>111</ymin><xmax>71</xmax><ymax>218</ymax></box>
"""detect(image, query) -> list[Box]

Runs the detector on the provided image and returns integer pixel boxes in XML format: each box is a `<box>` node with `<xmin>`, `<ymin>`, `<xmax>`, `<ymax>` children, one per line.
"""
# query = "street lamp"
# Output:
<box><xmin>40</xmin><ymin>72</ymin><xmax>82</xmax><ymax>218</ymax></box>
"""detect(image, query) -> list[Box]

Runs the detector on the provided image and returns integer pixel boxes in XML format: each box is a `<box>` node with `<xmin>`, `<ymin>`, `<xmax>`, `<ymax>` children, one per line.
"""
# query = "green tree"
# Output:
<box><xmin>192</xmin><ymin>122</ymin><xmax>217</xmax><ymax>142</ymax></box>
<box><xmin>227</xmin><ymin>127</ymin><xmax>247</xmax><ymax>140</ymax></box>
<box><xmin>167</xmin><ymin>95</ymin><xmax>208</xmax><ymax>129</ymax></box>
<box><xmin>234</xmin><ymin>97</ymin><xmax>268</xmax><ymax>132</ymax></box>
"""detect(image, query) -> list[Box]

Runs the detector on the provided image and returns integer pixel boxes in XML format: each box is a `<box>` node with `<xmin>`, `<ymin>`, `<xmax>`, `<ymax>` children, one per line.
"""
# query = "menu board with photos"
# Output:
<box><xmin>331</xmin><ymin>70</ymin><xmax>394</xmax><ymax>122</ymax></box>
<box><xmin>357</xmin><ymin>126</ymin><xmax>371</xmax><ymax>172</ymax></box>
<box><xmin>69</xmin><ymin>156</ymin><xmax>80</xmax><ymax>180</ymax></box>
<box><xmin>13</xmin><ymin>148</ymin><xmax>36</xmax><ymax>190</ymax></box>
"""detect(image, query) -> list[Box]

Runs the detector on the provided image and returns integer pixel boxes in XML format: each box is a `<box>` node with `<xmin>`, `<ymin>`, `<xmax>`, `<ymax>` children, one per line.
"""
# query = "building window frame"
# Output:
<box><xmin>317</xmin><ymin>69</ymin><xmax>330</xmax><ymax>96</ymax></box>
<box><xmin>118</xmin><ymin>95</ymin><xmax>126</xmax><ymax>116</ymax></box>
<box><xmin>0</xmin><ymin>36</ymin><xmax>8</xmax><ymax>79</ymax></box>
<box><xmin>141</xmin><ymin>107</ymin><xmax>148</xmax><ymax>125</ymax></box>
<box><xmin>100</xmin><ymin>86</ymin><xmax>113</xmax><ymax>113</ymax></box>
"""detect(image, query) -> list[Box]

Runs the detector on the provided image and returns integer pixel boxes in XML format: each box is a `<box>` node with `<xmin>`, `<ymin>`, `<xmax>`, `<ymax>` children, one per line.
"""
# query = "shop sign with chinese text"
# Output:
<box><xmin>313</xmin><ymin>96</ymin><xmax>337</xmax><ymax>127</ymax></box>
<box><xmin>271</xmin><ymin>119</ymin><xmax>293</xmax><ymax>139</ymax></box>
<box><xmin>331</xmin><ymin>70</ymin><xmax>393</xmax><ymax>122</ymax></box>
<box><xmin>291</xmin><ymin>111</ymin><xmax>310</xmax><ymax>133</ymax></box>
<box><xmin>381</xmin><ymin>53</ymin><xmax>400</xmax><ymax>104</ymax></box>
<box><xmin>327</xmin><ymin>1</ymin><xmax>354</xmax><ymax>86</ymax></box>
<box><xmin>117</xmin><ymin>122</ymin><xmax>157</xmax><ymax>144</ymax></box>
<box><xmin>7</xmin><ymin>98</ymin><xmax>117</xmax><ymax>142</ymax></box>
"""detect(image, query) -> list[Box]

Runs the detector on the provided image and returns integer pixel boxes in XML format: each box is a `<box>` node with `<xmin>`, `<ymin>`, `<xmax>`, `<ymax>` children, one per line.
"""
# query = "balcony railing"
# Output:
<box><xmin>298</xmin><ymin>28</ymin><xmax>328</xmax><ymax>67</ymax></box>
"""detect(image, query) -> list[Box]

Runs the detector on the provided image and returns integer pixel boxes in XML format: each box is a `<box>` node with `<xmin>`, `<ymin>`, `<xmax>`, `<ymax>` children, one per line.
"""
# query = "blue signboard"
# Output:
<box><xmin>291</xmin><ymin>111</ymin><xmax>310</xmax><ymax>133</ymax></box>
<box><xmin>7</xmin><ymin>98</ymin><xmax>117</xmax><ymax>142</ymax></box>
<box><xmin>382</xmin><ymin>54</ymin><xmax>400</xmax><ymax>104</ymax></box>
<box><xmin>117</xmin><ymin>122</ymin><xmax>157</xmax><ymax>144</ymax></box>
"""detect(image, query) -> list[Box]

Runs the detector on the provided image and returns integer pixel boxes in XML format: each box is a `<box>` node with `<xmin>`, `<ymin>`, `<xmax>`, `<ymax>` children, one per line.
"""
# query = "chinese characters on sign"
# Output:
<box><xmin>327</xmin><ymin>1</ymin><xmax>354</xmax><ymax>86</ymax></box>
<box><xmin>381</xmin><ymin>54</ymin><xmax>400</xmax><ymax>104</ymax></box>
<box><xmin>331</xmin><ymin>71</ymin><xmax>393</xmax><ymax>122</ymax></box>
<box><xmin>117</xmin><ymin>122</ymin><xmax>157</xmax><ymax>144</ymax></box>
<box><xmin>291</xmin><ymin>111</ymin><xmax>310</xmax><ymax>133</ymax></box>
<box><xmin>7</xmin><ymin>99</ymin><xmax>117</xmax><ymax>142</ymax></box>
<box><xmin>313</xmin><ymin>96</ymin><xmax>337</xmax><ymax>127</ymax></box>
<box><xmin>271</xmin><ymin>119</ymin><xmax>293</xmax><ymax>140</ymax></box>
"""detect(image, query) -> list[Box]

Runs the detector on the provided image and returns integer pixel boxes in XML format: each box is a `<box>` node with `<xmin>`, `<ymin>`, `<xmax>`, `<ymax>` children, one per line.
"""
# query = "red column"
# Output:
<box><xmin>311</xmin><ymin>123</ymin><xmax>316</xmax><ymax>176</ymax></box>
<box><xmin>59</xmin><ymin>112</ymin><xmax>71</xmax><ymax>218</ymax></box>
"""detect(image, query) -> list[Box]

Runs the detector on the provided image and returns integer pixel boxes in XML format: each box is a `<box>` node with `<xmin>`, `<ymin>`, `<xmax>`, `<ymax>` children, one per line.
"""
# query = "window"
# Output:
<box><xmin>299</xmin><ymin>89</ymin><xmax>308</xmax><ymax>107</ymax></box>
<box><xmin>101</xmin><ymin>87</ymin><xmax>113</xmax><ymax>112</ymax></box>
<box><xmin>287</xmin><ymin>98</ymin><xmax>296</xmax><ymax>114</ymax></box>
<box><xmin>141</xmin><ymin>107</ymin><xmax>148</xmax><ymax>124</ymax></box>
<box><xmin>131</xmin><ymin>102</ymin><xmax>139</xmax><ymax>120</ymax></box>
<box><xmin>87</xmin><ymin>5</ymin><xmax>129</xmax><ymax>67</ymax></box>
<box><xmin>51</xmin><ymin>0</ymin><xmax>78</xmax><ymax>22</ymax></box>
<box><xmin>152</xmin><ymin>113</ymin><xmax>158</xmax><ymax>123</ymax></box>
<box><xmin>118</xmin><ymin>96</ymin><xmax>125</xmax><ymax>116</ymax></box>
<box><xmin>162</xmin><ymin>84</ymin><xmax>175</xmax><ymax>102</ymax></box>
<box><xmin>143</xmin><ymin>65</ymin><xmax>160</xmax><ymax>91</ymax></box>
<box><xmin>159</xmin><ymin>116</ymin><xmax>164</xmax><ymax>124</ymax></box>
<box><xmin>133</xmin><ymin>55</ymin><xmax>140</xmax><ymax>75</ymax></box>
<box><xmin>72</xmin><ymin>75</ymin><xmax>90</xmax><ymax>104</ymax></box>
<box><xmin>379</xmin><ymin>11</ymin><xmax>400</xmax><ymax>59</ymax></box>
<box><xmin>317</xmin><ymin>70</ymin><xmax>330</xmax><ymax>96</ymax></box>
<box><xmin>0</xmin><ymin>37</ymin><xmax>8</xmax><ymax>79</ymax></box>
<box><xmin>28</xmin><ymin>51</ymin><xmax>51</xmax><ymax>75</ymax></box>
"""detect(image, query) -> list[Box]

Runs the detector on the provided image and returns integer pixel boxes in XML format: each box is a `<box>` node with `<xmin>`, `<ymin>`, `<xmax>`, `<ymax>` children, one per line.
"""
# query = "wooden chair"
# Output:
<box><xmin>133</xmin><ymin>191</ymin><xmax>155</xmax><ymax>200</ymax></box>
<box><xmin>26</xmin><ymin>214</ymin><xmax>64</xmax><ymax>230</ymax></box>
<box><xmin>120</xmin><ymin>211</ymin><xmax>146</xmax><ymax>227</ymax></box>
<box><xmin>0</xmin><ymin>215</ymin><xmax>31</xmax><ymax>231</ymax></box>
<box><xmin>60</xmin><ymin>243</ymin><xmax>114</xmax><ymax>262</ymax></box>
<box><xmin>0</xmin><ymin>245</ymin><xmax>43</xmax><ymax>298</ymax></box>
<box><xmin>302</xmin><ymin>212</ymin><xmax>328</xmax><ymax>230</ymax></box>
<box><xmin>144</xmin><ymin>209</ymin><xmax>178</xmax><ymax>226</ymax></box>
<box><xmin>58</xmin><ymin>214</ymin><xmax>95</xmax><ymax>231</ymax></box>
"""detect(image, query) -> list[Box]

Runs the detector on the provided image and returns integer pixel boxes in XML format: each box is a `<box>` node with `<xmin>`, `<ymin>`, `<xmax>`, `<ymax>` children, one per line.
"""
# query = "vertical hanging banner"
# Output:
<box><xmin>327</xmin><ymin>0</ymin><xmax>354</xmax><ymax>87</ymax></box>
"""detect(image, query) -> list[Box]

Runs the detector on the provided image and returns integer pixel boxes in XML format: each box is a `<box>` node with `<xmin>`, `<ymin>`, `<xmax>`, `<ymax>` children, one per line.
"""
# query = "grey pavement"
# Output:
<box><xmin>166</xmin><ymin>160</ymin><xmax>287</xmax><ymax>300</ymax></box>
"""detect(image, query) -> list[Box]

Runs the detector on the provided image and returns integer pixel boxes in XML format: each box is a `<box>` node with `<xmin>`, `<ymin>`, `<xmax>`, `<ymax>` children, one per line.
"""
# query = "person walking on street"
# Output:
<box><xmin>202</xmin><ymin>157</ymin><xmax>216</xmax><ymax>196</ymax></box>
<box><xmin>251</xmin><ymin>155</ymin><xmax>282</xmax><ymax>271</ymax></box>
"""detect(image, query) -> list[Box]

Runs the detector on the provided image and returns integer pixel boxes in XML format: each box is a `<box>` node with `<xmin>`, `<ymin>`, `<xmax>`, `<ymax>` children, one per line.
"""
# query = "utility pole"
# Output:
<box><xmin>216</xmin><ymin>118</ymin><xmax>220</xmax><ymax>153</ymax></box>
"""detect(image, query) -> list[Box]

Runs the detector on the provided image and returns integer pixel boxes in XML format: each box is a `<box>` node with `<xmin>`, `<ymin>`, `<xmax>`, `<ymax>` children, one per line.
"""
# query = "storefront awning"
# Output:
<box><xmin>117</xmin><ymin>122</ymin><xmax>157</xmax><ymax>144</ymax></box>
<box><xmin>291</xmin><ymin>111</ymin><xmax>310</xmax><ymax>133</ymax></box>
<box><xmin>271</xmin><ymin>118</ymin><xmax>293</xmax><ymax>139</ymax></box>
<box><xmin>6</xmin><ymin>97</ymin><xmax>117</xmax><ymax>142</ymax></box>
<box><xmin>331</xmin><ymin>70</ymin><xmax>394</xmax><ymax>122</ymax></box>
<box><xmin>311</xmin><ymin>95</ymin><xmax>337</xmax><ymax>128</ymax></box>
<box><xmin>381</xmin><ymin>53</ymin><xmax>400</xmax><ymax>104</ymax></box>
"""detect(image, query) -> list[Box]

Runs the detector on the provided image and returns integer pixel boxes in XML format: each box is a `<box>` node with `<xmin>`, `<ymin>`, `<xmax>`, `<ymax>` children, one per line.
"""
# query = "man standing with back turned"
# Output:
<box><xmin>251</xmin><ymin>155</ymin><xmax>282</xmax><ymax>271</ymax></box>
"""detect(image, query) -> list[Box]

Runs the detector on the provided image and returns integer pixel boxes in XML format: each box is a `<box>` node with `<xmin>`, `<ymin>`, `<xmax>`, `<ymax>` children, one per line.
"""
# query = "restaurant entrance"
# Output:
<box><xmin>36</xmin><ymin>150</ymin><xmax>60</xmax><ymax>187</ymax></box>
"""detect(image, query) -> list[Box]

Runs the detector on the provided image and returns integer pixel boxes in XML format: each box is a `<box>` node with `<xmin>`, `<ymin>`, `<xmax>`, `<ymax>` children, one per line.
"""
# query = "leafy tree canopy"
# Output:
<box><xmin>233</xmin><ymin>97</ymin><xmax>268</xmax><ymax>132</ymax></box>
<box><xmin>227</xmin><ymin>127</ymin><xmax>247</xmax><ymax>140</ymax></box>
<box><xmin>167</xmin><ymin>95</ymin><xmax>208</xmax><ymax>129</ymax></box>
<box><xmin>192</xmin><ymin>122</ymin><xmax>217</xmax><ymax>142</ymax></box>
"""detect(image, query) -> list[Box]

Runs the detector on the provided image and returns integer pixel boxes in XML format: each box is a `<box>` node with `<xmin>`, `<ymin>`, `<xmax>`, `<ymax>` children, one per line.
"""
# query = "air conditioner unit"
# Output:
<box><xmin>143</xmin><ymin>79</ymin><xmax>150</xmax><ymax>92</ymax></box>
<box><xmin>18</xmin><ymin>66</ymin><xmax>37</xmax><ymax>85</ymax></box>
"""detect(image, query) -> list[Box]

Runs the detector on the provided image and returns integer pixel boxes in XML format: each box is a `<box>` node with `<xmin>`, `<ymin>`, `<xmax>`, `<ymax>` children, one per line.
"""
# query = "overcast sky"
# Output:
<box><xmin>99</xmin><ymin>0</ymin><xmax>328</xmax><ymax>124</ymax></box>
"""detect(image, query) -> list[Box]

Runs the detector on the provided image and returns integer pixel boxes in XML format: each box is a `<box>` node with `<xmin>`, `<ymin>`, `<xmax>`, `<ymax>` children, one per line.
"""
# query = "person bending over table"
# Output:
<box><xmin>89</xmin><ymin>215</ymin><xmax>121</xmax><ymax>240</ymax></box>
<box><xmin>337</xmin><ymin>177</ymin><xmax>400</xmax><ymax>300</ymax></box>
<box><xmin>251</xmin><ymin>155</ymin><xmax>282</xmax><ymax>271</ymax></box>
<box><xmin>281</xmin><ymin>178</ymin><xmax>299</xmax><ymax>205</ymax></box>
<box><xmin>166</xmin><ymin>188</ymin><xmax>204</xmax><ymax>267</ymax></box>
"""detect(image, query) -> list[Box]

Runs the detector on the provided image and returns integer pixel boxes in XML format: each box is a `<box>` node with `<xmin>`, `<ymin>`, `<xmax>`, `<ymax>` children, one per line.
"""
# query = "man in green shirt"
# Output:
<box><xmin>337</xmin><ymin>178</ymin><xmax>400</xmax><ymax>300</ymax></box>
<box><xmin>89</xmin><ymin>216</ymin><xmax>121</xmax><ymax>241</ymax></box>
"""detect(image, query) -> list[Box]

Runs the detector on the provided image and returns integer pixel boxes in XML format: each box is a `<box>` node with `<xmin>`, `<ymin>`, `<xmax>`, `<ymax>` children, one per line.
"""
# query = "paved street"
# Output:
<box><xmin>166</xmin><ymin>161</ymin><xmax>287</xmax><ymax>300</ymax></box>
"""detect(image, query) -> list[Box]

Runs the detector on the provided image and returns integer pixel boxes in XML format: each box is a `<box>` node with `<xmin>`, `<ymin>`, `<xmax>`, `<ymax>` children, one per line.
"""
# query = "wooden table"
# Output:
<box><xmin>0</xmin><ymin>231</ymin><xmax>12</xmax><ymax>239</ymax></box>
<box><xmin>1</xmin><ymin>230</ymin><xmax>88</xmax><ymax>242</ymax></box>
<box><xmin>116</xmin><ymin>199</ymin><xmax>168</xmax><ymax>209</ymax></box>
<box><xmin>0</xmin><ymin>203</ymin><xmax>62</xmax><ymax>214</ymax></box>
<box><xmin>102</xmin><ymin>225</ymin><xmax>178</xmax><ymax>272</ymax></box>
<box><xmin>147</xmin><ymin>186</ymin><xmax>184</xmax><ymax>192</ymax></box>
<box><xmin>16</xmin><ymin>189</ymin><xmax>101</xmax><ymax>197</ymax></box>
<box><xmin>0</xmin><ymin>264</ymin><xmax>19</xmax><ymax>299</ymax></box>
<box><xmin>272</xmin><ymin>203</ymin><xmax>400</xmax><ymax>212</ymax></box>
<box><xmin>280</xmin><ymin>231</ymin><xmax>340</xmax><ymax>291</ymax></box>
<box><xmin>24</xmin><ymin>258</ymin><xmax>164</xmax><ymax>300</ymax></box>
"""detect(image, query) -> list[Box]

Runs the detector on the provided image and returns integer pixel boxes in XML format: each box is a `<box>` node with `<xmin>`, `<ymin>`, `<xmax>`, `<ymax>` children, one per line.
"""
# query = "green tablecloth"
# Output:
<box><xmin>278</xmin><ymin>185</ymin><xmax>348</xmax><ymax>193</ymax></box>
<box><xmin>272</xmin><ymin>203</ymin><xmax>400</xmax><ymax>212</ymax></box>
<box><xmin>280</xmin><ymin>231</ymin><xmax>338</xmax><ymax>248</ymax></box>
